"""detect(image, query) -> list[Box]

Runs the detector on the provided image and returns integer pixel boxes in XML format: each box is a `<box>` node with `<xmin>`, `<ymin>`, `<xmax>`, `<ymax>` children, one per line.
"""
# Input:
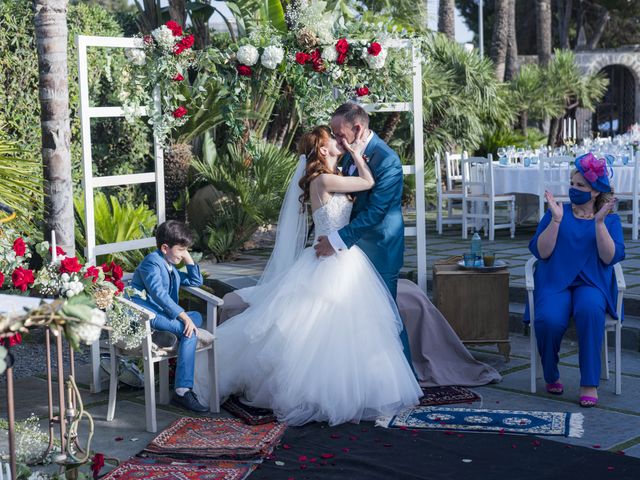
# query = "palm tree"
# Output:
<box><xmin>34</xmin><ymin>0</ymin><xmax>74</xmax><ymax>252</ymax></box>
<box><xmin>544</xmin><ymin>50</ymin><xmax>608</xmax><ymax>146</ymax></box>
<box><xmin>438</xmin><ymin>0</ymin><xmax>456</xmax><ymax>40</ymax></box>
<box><xmin>536</xmin><ymin>0</ymin><xmax>552</xmax><ymax>66</ymax></box>
<box><xmin>490</xmin><ymin>0</ymin><xmax>509</xmax><ymax>81</ymax></box>
<box><xmin>505</xmin><ymin>0</ymin><xmax>518</xmax><ymax>81</ymax></box>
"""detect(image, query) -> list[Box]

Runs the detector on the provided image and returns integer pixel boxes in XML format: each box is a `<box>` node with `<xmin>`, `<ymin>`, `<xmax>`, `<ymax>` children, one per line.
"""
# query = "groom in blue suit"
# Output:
<box><xmin>315</xmin><ymin>102</ymin><xmax>414</xmax><ymax>367</ymax></box>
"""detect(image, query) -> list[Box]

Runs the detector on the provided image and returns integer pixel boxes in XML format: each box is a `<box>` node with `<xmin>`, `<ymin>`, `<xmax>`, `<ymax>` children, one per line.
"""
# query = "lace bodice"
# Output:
<box><xmin>312</xmin><ymin>194</ymin><xmax>353</xmax><ymax>240</ymax></box>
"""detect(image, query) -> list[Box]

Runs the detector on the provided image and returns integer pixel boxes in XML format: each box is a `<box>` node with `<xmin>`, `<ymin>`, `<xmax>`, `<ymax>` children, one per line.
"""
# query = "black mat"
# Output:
<box><xmin>251</xmin><ymin>421</ymin><xmax>640</xmax><ymax>480</ymax></box>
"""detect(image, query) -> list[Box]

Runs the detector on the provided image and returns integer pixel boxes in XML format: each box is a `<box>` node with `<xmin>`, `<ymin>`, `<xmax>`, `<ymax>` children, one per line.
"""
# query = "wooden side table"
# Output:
<box><xmin>432</xmin><ymin>262</ymin><xmax>511</xmax><ymax>361</ymax></box>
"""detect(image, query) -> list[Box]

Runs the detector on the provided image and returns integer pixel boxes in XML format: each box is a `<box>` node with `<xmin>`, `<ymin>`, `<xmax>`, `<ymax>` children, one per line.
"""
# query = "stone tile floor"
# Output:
<box><xmin>6</xmin><ymin>219</ymin><xmax>640</xmax><ymax>475</ymax></box>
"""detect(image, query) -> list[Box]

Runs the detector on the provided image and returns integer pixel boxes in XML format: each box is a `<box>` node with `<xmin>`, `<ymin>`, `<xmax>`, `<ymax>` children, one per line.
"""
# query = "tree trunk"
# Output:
<box><xmin>380</xmin><ymin>112</ymin><xmax>402</xmax><ymax>143</ymax></box>
<box><xmin>536</xmin><ymin>0</ymin><xmax>552</xmax><ymax>66</ymax></box>
<box><xmin>192</xmin><ymin>15</ymin><xmax>211</xmax><ymax>49</ymax></box>
<box><xmin>587</xmin><ymin>7</ymin><xmax>611</xmax><ymax>50</ymax></box>
<box><xmin>490</xmin><ymin>0</ymin><xmax>510</xmax><ymax>82</ymax></box>
<box><xmin>169</xmin><ymin>0</ymin><xmax>186</xmax><ymax>27</ymax></box>
<box><xmin>437</xmin><ymin>0</ymin><xmax>456</xmax><ymax>40</ymax></box>
<box><xmin>557</xmin><ymin>0</ymin><xmax>572</xmax><ymax>49</ymax></box>
<box><xmin>505</xmin><ymin>0</ymin><xmax>518</xmax><ymax>81</ymax></box>
<box><xmin>34</xmin><ymin>0</ymin><xmax>74</xmax><ymax>253</ymax></box>
<box><xmin>519</xmin><ymin>111</ymin><xmax>528</xmax><ymax>136</ymax></box>
<box><xmin>575</xmin><ymin>0</ymin><xmax>587</xmax><ymax>50</ymax></box>
<box><xmin>137</xmin><ymin>0</ymin><xmax>161</xmax><ymax>34</ymax></box>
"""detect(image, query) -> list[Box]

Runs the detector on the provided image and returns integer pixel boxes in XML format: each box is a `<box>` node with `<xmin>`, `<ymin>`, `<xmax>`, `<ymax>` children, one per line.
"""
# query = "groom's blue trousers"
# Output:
<box><xmin>381</xmin><ymin>272</ymin><xmax>415</xmax><ymax>372</ymax></box>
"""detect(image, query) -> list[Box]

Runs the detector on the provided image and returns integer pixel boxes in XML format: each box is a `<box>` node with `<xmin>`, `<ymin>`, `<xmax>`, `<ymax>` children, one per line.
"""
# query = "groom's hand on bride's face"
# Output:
<box><xmin>314</xmin><ymin>236</ymin><xmax>336</xmax><ymax>257</ymax></box>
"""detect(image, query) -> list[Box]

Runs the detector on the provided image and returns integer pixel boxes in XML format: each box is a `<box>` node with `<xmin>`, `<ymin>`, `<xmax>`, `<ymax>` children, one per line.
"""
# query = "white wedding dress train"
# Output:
<box><xmin>194</xmin><ymin>194</ymin><xmax>421</xmax><ymax>425</ymax></box>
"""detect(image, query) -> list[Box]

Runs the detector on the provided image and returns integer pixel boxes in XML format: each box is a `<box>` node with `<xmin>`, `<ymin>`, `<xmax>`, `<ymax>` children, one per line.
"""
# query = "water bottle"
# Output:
<box><xmin>471</xmin><ymin>232</ymin><xmax>482</xmax><ymax>267</ymax></box>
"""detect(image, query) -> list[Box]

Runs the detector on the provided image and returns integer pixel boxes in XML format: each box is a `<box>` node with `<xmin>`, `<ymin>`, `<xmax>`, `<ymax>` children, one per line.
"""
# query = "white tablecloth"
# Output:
<box><xmin>491</xmin><ymin>163</ymin><xmax>635</xmax><ymax>196</ymax></box>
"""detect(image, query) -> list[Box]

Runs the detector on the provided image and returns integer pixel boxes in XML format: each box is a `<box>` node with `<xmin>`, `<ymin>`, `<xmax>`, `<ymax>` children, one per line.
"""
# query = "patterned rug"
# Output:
<box><xmin>101</xmin><ymin>458</ymin><xmax>254</xmax><ymax>480</ymax></box>
<box><xmin>377</xmin><ymin>406</ymin><xmax>584</xmax><ymax>437</ymax></box>
<box><xmin>419</xmin><ymin>386</ymin><xmax>480</xmax><ymax>406</ymax></box>
<box><xmin>142</xmin><ymin>417</ymin><xmax>287</xmax><ymax>460</ymax></box>
<box><xmin>222</xmin><ymin>395</ymin><xmax>277</xmax><ymax>425</ymax></box>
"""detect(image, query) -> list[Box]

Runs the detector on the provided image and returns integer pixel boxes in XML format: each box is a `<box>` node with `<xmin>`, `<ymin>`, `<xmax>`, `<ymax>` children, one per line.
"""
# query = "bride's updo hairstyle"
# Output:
<box><xmin>298</xmin><ymin>125</ymin><xmax>339</xmax><ymax>205</ymax></box>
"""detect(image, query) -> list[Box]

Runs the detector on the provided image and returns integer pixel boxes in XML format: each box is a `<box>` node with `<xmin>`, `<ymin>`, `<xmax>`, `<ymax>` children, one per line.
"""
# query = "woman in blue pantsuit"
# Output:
<box><xmin>528</xmin><ymin>153</ymin><xmax>624</xmax><ymax>407</ymax></box>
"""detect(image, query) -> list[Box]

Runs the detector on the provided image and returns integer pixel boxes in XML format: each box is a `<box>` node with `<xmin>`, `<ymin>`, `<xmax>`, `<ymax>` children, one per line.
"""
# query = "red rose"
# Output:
<box><xmin>60</xmin><ymin>256</ymin><xmax>83</xmax><ymax>274</ymax></box>
<box><xmin>173</xmin><ymin>106</ymin><xmax>188</xmax><ymax>118</ymax></box>
<box><xmin>110</xmin><ymin>262</ymin><xmax>123</xmax><ymax>281</ymax></box>
<box><xmin>12</xmin><ymin>238</ymin><xmax>26</xmax><ymax>257</ymax></box>
<box><xmin>113</xmin><ymin>279</ymin><xmax>125</xmax><ymax>293</ymax></box>
<box><xmin>174</xmin><ymin>34</ymin><xmax>194</xmax><ymax>54</ymax></box>
<box><xmin>337</xmin><ymin>53</ymin><xmax>347</xmax><ymax>65</ymax></box>
<box><xmin>100</xmin><ymin>262</ymin><xmax>111</xmax><ymax>273</ymax></box>
<box><xmin>368</xmin><ymin>42</ymin><xmax>382</xmax><ymax>56</ymax></box>
<box><xmin>91</xmin><ymin>453</ymin><xmax>105</xmax><ymax>479</ymax></box>
<box><xmin>143</xmin><ymin>35</ymin><xmax>153</xmax><ymax>45</ymax></box>
<box><xmin>84</xmin><ymin>266</ymin><xmax>101</xmax><ymax>283</ymax></box>
<box><xmin>165</xmin><ymin>20</ymin><xmax>183</xmax><ymax>37</ymax></box>
<box><xmin>295</xmin><ymin>52</ymin><xmax>311</xmax><ymax>65</ymax></box>
<box><xmin>356</xmin><ymin>86</ymin><xmax>370</xmax><ymax>97</ymax></box>
<box><xmin>11</xmin><ymin>266</ymin><xmax>34</xmax><ymax>292</ymax></box>
<box><xmin>335</xmin><ymin>38</ymin><xmax>349</xmax><ymax>55</ymax></box>
<box><xmin>237</xmin><ymin>64</ymin><xmax>252</xmax><ymax>76</ymax></box>
<box><xmin>172</xmin><ymin>73</ymin><xmax>184</xmax><ymax>81</ymax></box>
<box><xmin>0</xmin><ymin>271</ymin><xmax>4</xmax><ymax>287</ymax></box>
<box><xmin>0</xmin><ymin>333</ymin><xmax>22</xmax><ymax>347</ymax></box>
<box><xmin>49</xmin><ymin>246</ymin><xmax>66</xmax><ymax>257</ymax></box>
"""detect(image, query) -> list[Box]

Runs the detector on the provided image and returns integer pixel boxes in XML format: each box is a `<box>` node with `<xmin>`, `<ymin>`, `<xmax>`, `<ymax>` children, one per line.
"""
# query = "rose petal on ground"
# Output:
<box><xmin>330</xmin><ymin>434</ymin><xmax>341</xmax><ymax>439</ymax></box>
<box><xmin>462</xmin><ymin>459</ymin><xmax>472</xmax><ymax>463</ymax></box>
<box><xmin>321</xmin><ymin>453</ymin><xmax>335</xmax><ymax>459</ymax></box>
<box><xmin>298</xmin><ymin>455</ymin><xmax>308</xmax><ymax>462</ymax></box>
<box><xmin>342</xmin><ymin>448</ymin><xmax>350</xmax><ymax>453</ymax></box>
<box><xmin>593</xmin><ymin>445</ymin><xmax>601</xmax><ymax>449</ymax></box>
<box><xmin>283</xmin><ymin>444</ymin><xmax>292</xmax><ymax>450</ymax></box>
<box><xmin>275</xmin><ymin>461</ymin><xmax>285</xmax><ymax>466</ymax></box>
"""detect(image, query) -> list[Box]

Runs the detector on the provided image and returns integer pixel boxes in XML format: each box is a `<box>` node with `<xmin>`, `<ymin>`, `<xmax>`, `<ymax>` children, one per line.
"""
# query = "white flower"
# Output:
<box><xmin>321</xmin><ymin>45</ymin><xmax>338</xmax><ymax>62</ymax></box>
<box><xmin>330</xmin><ymin>67</ymin><xmax>342</xmax><ymax>80</ymax></box>
<box><xmin>364</xmin><ymin>48</ymin><xmax>388</xmax><ymax>70</ymax></box>
<box><xmin>125</xmin><ymin>48</ymin><xmax>146</xmax><ymax>66</ymax></box>
<box><xmin>237</xmin><ymin>44</ymin><xmax>260</xmax><ymax>66</ymax></box>
<box><xmin>261</xmin><ymin>45</ymin><xmax>285</xmax><ymax>69</ymax></box>
<box><xmin>61</xmin><ymin>273</ymin><xmax>70</xmax><ymax>282</ymax></box>
<box><xmin>75</xmin><ymin>309</ymin><xmax>106</xmax><ymax>345</ymax></box>
<box><xmin>151</xmin><ymin>25</ymin><xmax>175</xmax><ymax>50</ymax></box>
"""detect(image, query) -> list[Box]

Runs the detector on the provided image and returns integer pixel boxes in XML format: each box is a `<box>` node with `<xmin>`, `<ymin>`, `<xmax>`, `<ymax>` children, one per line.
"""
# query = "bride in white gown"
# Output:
<box><xmin>194</xmin><ymin>126</ymin><xmax>421</xmax><ymax>426</ymax></box>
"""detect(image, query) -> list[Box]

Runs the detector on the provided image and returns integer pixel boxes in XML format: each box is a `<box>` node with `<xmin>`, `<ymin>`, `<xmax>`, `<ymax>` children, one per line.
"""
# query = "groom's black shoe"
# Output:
<box><xmin>171</xmin><ymin>390</ymin><xmax>209</xmax><ymax>413</ymax></box>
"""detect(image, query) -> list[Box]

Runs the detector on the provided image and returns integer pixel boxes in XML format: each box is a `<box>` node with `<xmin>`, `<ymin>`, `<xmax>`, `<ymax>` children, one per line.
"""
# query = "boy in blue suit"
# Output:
<box><xmin>130</xmin><ymin>220</ymin><xmax>207</xmax><ymax>412</ymax></box>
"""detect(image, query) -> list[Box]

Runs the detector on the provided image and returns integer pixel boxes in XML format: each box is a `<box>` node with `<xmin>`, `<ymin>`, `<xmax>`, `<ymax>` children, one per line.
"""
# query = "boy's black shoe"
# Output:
<box><xmin>171</xmin><ymin>390</ymin><xmax>208</xmax><ymax>413</ymax></box>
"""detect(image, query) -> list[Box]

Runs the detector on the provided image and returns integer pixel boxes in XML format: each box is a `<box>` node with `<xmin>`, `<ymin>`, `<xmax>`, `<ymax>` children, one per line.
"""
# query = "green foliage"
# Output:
<box><xmin>421</xmin><ymin>33</ymin><xmax>515</xmax><ymax>160</ymax></box>
<box><xmin>74</xmin><ymin>192</ymin><xmax>157</xmax><ymax>270</ymax></box>
<box><xmin>0</xmin><ymin>0</ymin><xmax>148</xmax><ymax>196</ymax></box>
<box><xmin>192</xmin><ymin>133</ymin><xmax>298</xmax><ymax>260</ymax></box>
<box><xmin>0</xmin><ymin>140</ymin><xmax>43</xmax><ymax>236</ymax></box>
<box><xmin>475</xmin><ymin>127</ymin><xmax>548</xmax><ymax>157</ymax></box>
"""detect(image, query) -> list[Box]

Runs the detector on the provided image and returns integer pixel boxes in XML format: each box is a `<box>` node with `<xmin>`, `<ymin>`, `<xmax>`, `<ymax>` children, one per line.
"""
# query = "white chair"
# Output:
<box><xmin>435</xmin><ymin>151</ymin><xmax>467</xmax><ymax>234</ymax></box>
<box><xmin>616</xmin><ymin>150</ymin><xmax>640</xmax><ymax>240</ymax></box>
<box><xmin>525</xmin><ymin>257</ymin><xmax>625</xmax><ymax>395</ymax></box>
<box><xmin>462</xmin><ymin>154</ymin><xmax>515</xmax><ymax>241</ymax></box>
<box><xmin>537</xmin><ymin>155</ymin><xmax>573</xmax><ymax>220</ymax></box>
<box><xmin>105</xmin><ymin>277</ymin><xmax>223</xmax><ymax>432</ymax></box>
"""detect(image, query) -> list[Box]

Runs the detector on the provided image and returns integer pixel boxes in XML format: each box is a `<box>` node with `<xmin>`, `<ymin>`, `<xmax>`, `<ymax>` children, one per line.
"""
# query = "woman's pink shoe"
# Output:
<box><xmin>579</xmin><ymin>396</ymin><xmax>598</xmax><ymax>408</ymax></box>
<box><xmin>545</xmin><ymin>382</ymin><xmax>564</xmax><ymax>395</ymax></box>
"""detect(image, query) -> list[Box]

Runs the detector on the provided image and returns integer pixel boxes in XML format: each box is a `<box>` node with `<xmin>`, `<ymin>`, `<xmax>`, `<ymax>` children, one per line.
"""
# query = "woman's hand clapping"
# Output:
<box><xmin>545</xmin><ymin>190</ymin><xmax>563</xmax><ymax>224</ymax></box>
<box><xmin>595</xmin><ymin>197</ymin><xmax>617</xmax><ymax>224</ymax></box>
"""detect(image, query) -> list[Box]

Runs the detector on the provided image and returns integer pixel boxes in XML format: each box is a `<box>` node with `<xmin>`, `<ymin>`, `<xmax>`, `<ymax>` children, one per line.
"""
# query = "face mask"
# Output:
<box><xmin>569</xmin><ymin>187</ymin><xmax>592</xmax><ymax>205</ymax></box>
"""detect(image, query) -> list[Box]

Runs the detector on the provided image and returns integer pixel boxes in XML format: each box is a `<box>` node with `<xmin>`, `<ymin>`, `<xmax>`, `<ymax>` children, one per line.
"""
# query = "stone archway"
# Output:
<box><xmin>575</xmin><ymin>49</ymin><xmax>640</xmax><ymax>135</ymax></box>
<box><xmin>593</xmin><ymin>65</ymin><xmax>636</xmax><ymax>136</ymax></box>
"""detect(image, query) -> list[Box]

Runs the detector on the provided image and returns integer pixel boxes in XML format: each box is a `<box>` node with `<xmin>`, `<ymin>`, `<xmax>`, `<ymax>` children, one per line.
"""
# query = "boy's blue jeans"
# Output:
<box><xmin>148</xmin><ymin>310</ymin><xmax>203</xmax><ymax>389</ymax></box>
